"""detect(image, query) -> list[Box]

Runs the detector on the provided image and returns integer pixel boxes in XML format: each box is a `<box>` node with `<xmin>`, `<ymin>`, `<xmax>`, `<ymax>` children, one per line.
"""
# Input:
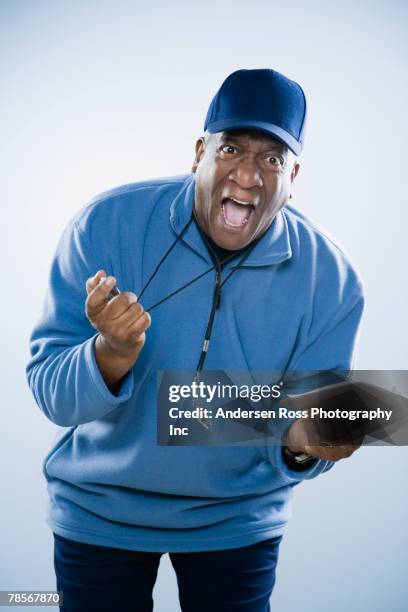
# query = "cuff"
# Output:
<box><xmin>85</xmin><ymin>334</ymin><xmax>135</xmax><ymax>406</ymax></box>
<box><xmin>282</xmin><ymin>446</ymin><xmax>318</xmax><ymax>472</ymax></box>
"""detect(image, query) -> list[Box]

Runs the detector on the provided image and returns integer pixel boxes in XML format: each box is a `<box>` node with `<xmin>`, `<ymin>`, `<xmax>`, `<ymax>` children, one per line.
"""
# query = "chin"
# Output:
<box><xmin>211</xmin><ymin>230</ymin><xmax>253</xmax><ymax>251</ymax></box>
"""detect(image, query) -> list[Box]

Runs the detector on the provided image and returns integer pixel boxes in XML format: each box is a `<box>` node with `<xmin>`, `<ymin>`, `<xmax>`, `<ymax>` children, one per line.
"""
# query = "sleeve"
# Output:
<box><xmin>266</xmin><ymin>277</ymin><xmax>365</xmax><ymax>482</ymax></box>
<box><xmin>25</xmin><ymin>219</ymin><xmax>134</xmax><ymax>427</ymax></box>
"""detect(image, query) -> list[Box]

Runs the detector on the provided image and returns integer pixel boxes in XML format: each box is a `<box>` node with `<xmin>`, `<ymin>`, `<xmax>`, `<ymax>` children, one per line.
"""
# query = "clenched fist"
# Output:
<box><xmin>285</xmin><ymin>417</ymin><xmax>361</xmax><ymax>463</ymax></box>
<box><xmin>85</xmin><ymin>269</ymin><xmax>151</xmax><ymax>392</ymax></box>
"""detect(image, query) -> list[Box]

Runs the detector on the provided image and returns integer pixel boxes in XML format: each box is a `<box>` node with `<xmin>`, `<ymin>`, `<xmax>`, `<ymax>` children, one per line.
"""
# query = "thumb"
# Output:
<box><xmin>86</xmin><ymin>270</ymin><xmax>107</xmax><ymax>295</ymax></box>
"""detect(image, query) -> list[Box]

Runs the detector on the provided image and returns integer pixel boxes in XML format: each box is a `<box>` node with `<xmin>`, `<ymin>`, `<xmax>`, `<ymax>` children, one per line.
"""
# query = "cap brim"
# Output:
<box><xmin>206</xmin><ymin>118</ymin><xmax>302</xmax><ymax>156</ymax></box>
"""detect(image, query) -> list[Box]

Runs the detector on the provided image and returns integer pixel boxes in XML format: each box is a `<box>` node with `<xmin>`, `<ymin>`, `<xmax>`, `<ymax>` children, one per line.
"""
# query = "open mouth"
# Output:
<box><xmin>221</xmin><ymin>197</ymin><xmax>255</xmax><ymax>228</ymax></box>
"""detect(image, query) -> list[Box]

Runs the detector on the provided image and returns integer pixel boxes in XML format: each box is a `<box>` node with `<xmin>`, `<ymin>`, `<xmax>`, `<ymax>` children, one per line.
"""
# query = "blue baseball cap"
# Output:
<box><xmin>204</xmin><ymin>68</ymin><xmax>307</xmax><ymax>156</ymax></box>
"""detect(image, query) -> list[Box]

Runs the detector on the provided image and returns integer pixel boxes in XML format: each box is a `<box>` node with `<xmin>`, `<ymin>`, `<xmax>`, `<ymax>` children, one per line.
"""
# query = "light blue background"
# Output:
<box><xmin>1</xmin><ymin>1</ymin><xmax>407</xmax><ymax>610</ymax></box>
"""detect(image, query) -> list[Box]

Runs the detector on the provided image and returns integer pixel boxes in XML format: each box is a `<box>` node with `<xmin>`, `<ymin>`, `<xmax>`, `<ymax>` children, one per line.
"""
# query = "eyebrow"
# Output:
<box><xmin>218</xmin><ymin>133</ymin><xmax>287</xmax><ymax>154</ymax></box>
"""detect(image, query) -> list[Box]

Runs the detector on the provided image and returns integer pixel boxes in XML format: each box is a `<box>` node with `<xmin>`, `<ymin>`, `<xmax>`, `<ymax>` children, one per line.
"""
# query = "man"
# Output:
<box><xmin>26</xmin><ymin>69</ymin><xmax>364</xmax><ymax>611</ymax></box>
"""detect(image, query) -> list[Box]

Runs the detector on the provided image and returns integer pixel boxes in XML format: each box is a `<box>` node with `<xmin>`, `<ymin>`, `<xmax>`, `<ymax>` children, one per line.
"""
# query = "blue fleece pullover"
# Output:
<box><xmin>26</xmin><ymin>173</ymin><xmax>364</xmax><ymax>552</ymax></box>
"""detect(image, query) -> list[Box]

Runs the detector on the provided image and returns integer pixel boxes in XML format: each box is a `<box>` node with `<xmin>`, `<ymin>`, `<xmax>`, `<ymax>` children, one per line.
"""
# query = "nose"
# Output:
<box><xmin>228</xmin><ymin>157</ymin><xmax>263</xmax><ymax>190</ymax></box>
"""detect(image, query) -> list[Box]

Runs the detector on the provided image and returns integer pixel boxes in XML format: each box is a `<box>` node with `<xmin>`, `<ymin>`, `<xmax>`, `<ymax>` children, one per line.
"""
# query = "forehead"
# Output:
<box><xmin>215</xmin><ymin>129</ymin><xmax>287</xmax><ymax>152</ymax></box>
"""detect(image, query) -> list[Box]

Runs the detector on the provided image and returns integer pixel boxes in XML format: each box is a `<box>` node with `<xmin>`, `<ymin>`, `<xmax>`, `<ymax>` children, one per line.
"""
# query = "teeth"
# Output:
<box><xmin>229</xmin><ymin>197</ymin><xmax>254</xmax><ymax>206</ymax></box>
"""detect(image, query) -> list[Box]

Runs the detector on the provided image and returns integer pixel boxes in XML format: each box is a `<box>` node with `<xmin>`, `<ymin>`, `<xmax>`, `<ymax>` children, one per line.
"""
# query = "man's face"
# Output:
<box><xmin>192</xmin><ymin>129</ymin><xmax>300</xmax><ymax>250</ymax></box>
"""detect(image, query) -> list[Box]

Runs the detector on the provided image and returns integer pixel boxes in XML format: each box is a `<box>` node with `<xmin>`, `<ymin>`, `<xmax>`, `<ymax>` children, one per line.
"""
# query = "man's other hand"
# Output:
<box><xmin>285</xmin><ymin>418</ymin><xmax>361</xmax><ymax>462</ymax></box>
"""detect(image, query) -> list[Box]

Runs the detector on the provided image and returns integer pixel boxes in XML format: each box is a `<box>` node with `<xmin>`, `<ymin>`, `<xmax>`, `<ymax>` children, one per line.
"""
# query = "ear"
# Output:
<box><xmin>192</xmin><ymin>137</ymin><xmax>206</xmax><ymax>173</ymax></box>
<box><xmin>291</xmin><ymin>160</ymin><xmax>300</xmax><ymax>183</ymax></box>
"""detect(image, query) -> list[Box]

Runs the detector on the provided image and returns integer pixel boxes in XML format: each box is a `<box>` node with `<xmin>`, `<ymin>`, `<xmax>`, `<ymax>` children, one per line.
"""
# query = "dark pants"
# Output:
<box><xmin>53</xmin><ymin>532</ymin><xmax>282</xmax><ymax>612</ymax></box>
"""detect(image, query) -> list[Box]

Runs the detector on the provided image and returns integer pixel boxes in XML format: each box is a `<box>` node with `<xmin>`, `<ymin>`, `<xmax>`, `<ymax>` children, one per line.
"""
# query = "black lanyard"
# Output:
<box><xmin>136</xmin><ymin>211</ymin><xmax>259</xmax><ymax>423</ymax></box>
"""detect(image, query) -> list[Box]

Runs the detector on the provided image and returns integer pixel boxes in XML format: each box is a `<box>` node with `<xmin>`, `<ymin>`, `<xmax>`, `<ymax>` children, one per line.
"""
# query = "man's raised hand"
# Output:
<box><xmin>85</xmin><ymin>270</ymin><xmax>151</xmax><ymax>391</ymax></box>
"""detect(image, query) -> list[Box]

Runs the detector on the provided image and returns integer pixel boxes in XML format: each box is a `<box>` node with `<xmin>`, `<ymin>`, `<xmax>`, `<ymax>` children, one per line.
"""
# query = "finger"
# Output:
<box><xmin>127</xmin><ymin>311</ymin><xmax>152</xmax><ymax>340</ymax></box>
<box><xmin>303</xmin><ymin>445</ymin><xmax>326</xmax><ymax>459</ymax></box>
<box><xmin>86</xmin><ymin>275</ymin><xmax>117</xmax><ymax>318</ymax></box>
<box><xmin>336</xmin><ymin>443</ymin><xmax>359</xmax><ymax>458</ymax></box>
<box><xmin>127</xmin><ymin>309</ymin><xmax>151</xmax><ymax>331</ymax></box>
<box><xmin>304</xmin><ymin>444</ymin><xmax>358</xmax><ymax>462</ymax></box>
<box><xmin>105</xmin><ymin>299</ymin><xmax>144</xmax><ymax>329</ymax></box>
<box><xmin>86</xmin><ymin>270</ymin><xmax>107</xmax><ymax>295</ymax></box>
<box><xmin>102</xmin><ymin>310</ymin><xmax>151</xmax><ymax>347</ymax></box>
<box><xmin>103</xmin><ymin>292</ymin><xmax>140</xmax><ymax>320</ymax></box>
<box><xmin>124</xmin><ymin>303</ymin><xmax>147</xmax><ymax>328</ymax></box>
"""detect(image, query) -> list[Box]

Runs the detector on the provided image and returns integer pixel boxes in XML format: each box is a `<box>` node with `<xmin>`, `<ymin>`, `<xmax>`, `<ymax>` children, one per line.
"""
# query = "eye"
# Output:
<box><xmin>220</xmin><ymin>144</ymin><xmax>238</xmax><ymax>155</ymax></box>
<box><xmin>267</xmin><ymin>155</ymin><xmax>284</xmax><ymax>167</ymax></box>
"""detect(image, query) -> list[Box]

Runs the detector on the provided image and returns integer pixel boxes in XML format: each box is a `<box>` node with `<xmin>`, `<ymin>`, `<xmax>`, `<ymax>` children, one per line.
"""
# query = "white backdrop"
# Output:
<box><xmin>1</xmin><ymin>1</ymin><xmax>407</xmax><ymax>610</ymax></box>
